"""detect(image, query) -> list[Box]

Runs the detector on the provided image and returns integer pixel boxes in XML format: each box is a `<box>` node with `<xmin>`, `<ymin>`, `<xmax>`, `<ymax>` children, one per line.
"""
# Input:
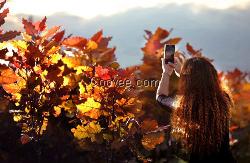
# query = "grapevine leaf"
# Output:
<box><xmin>22</xmin><ymin>18</ymin><xmax>38</xmax><ymax>35</ymax></box>
<box><xmin>62</xmin><ymin>36</ymin><xmax>87</xmax><ymax>49</ymax></box>
<box><xmin>0</xmin><ymin>31</ymin><xmax>21</xmax><ymax>42</ymax></box>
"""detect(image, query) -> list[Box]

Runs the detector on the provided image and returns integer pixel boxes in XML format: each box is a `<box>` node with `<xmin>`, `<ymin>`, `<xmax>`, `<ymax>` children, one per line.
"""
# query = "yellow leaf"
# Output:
<box><xmin>79</xmin><ymin>82</ymin><xmax>85</xmax><ymax>94</ymax></box>
<box><xmin>39</xmin><ymin>117</ymin><xmax>48</xmax><ymax>135</ymax></box>
<box><xmin>47</xmin><ymin>46</ymin><xmax>60</xmax><ymax>55</ymax></box>
<box><xmin>53</xmin><ymin>106</ymin><xmax>61</xmax><ymax>117</ymax></box>
<box><xmin>76</xmin><ymin>97</ymin><xmax>101</xmax><ymax>113</ymax></box>
<box><xmin>75</xmin><ymin>66</ymin><xmax>93</xmax><ymax>75</ymax></box>
<box><xmin>50</xmin><ymin>53</ymin><xmax>62</xmax><ymax>64</ymax></box>
<box><xmin>33</xmin><ymin>65</ymin><xmax>42</xmax><ymax>74</ymax></box>
<box><xmin>12</xmin><ymin>40</ymin><xmax>28</xmax><ymax>52</ymax></box>
<box><xmin>86</xmin><ymin>40</ymin><xmax>98</xmax><ymax>50</ymax></box>
<box><xmin>2</xmin><ymin>78</ymin><xmax>26</xmax><ymax>94</ymax></box>
<box><xmin>21</xmin><ymin>32</ymin><xmax>32</xmax><ymax>42</ymax></box>
<box><xmin>13</xmin><ymin>115</ymin><xmax>22</xmax><ymax>122</ymax></box>
<box><xmin>71</xmin><ymin>122</ymin><xmax>102</xmax><ymax>140</ymax></box>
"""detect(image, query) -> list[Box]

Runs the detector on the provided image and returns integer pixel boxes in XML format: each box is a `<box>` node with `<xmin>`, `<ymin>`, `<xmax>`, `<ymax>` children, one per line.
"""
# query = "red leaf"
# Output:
<box><xmin>52</xmin><ymin>30</ymin><xmax>65</xmax><ymax>42</ymax></box>
<box><xmin>186</xmin><ymin>43</ymin><xmax>197</xmax><ymax>55</ymax></box>
<box><xmin>0</xmin><ymin>31</ymin><xmax>21</xmax><ymax>42</ymax></box>
<box><xmin>91</xmin><ymin>30</ymin><xmax>103</xmax><ymax>43</ymax></box>
<box><xmin>0</xmin><ymin>48</ymin><xmax>7</xmax><ymax>59</ymax></box>
<box><xmin>20</xmin><ymin>134</ymin><xmax>31</xmax><ymax>144</ymax></box>
<box><xmin>141</xmin><ymin>27</ymin><xmax>170</xmax><ymax>55</ymax></box>
<box><xmin>0</xmin><ymin>8</ymin><xmax>9</xmax><ymax>26</ymax></box>
<box><xmin>229</xmin><ymin>125</ymin><xmax>238</xmax><ymax>132</ymax></box>
<box><xmin>98</xmin><ymin>37</ymin><xmax>112</xmax><ymax>49</ymax></box>
<box><xmin>62</xmin><ymin>36</ymin><xmax>87</xmax><ymax>49</ymax></box>
<box><xmin>0</xmin><ymin>0</ymin><xmax>6</xmax><ymax>9</ymax></box>
<box><xmin>22</xmin><ymin>18</ymin><xmax>38</xmax><ymax>35</ymax></box>
<box><xmin>186</xmin><ymin>43</ymin><xmax>204</xmax><ymax>57</ymax></box>
<box><xmin>95</xmin><ymin>65</ymin><xmax>111</xmax><ymax>80</ymax></box>
<box><xmin>34</xmin><ymin>16</ymin><xmax>47</xmax><ymax>32</ymax></box>
<box><xmin>141</xmin><ymin>119</ymin><xmax>158</xmax><ymax>133</ymax></box>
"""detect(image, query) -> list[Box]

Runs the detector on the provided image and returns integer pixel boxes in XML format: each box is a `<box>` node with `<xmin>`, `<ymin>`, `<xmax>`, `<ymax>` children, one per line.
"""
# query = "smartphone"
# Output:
<box><xmin>164</xmin><ymin>44</ymin><xmax>175</xmax><ymax>64</ymax></box>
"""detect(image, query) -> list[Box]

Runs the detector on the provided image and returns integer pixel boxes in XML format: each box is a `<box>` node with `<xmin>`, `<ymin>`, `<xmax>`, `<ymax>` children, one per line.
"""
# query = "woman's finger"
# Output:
<box><xmin>167</xmin><ymin>62</ymin><xmax>175</xmax><ymax>68</ymax></box>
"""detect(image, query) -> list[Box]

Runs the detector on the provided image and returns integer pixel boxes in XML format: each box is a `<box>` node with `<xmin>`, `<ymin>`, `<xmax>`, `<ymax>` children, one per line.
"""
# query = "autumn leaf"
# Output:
<box><xmin>52</xmin><ymin>30</ymin><xmax>65</xmax><ymax>42</ymax></box>
<box><xmin>0</xmin><ymin>0</ymin><xmax>6</xmax><ymax>9</ymax></box>
<box><xmin>0</xmin><ymin>31</ymin><xmax>21</xmax><ymax>42</ymax></box>
<box><xmin>76</xmin><ymin>97</ymin><xmax>101</xmax><ymax>113</ymax></box>
<box><xmin>34</xmin><ymin>16</ymin><xmax>47</xmax><ymax>32</ymax></box>
<box><xmin>0</xmin><ymin>8</ymin><xmax>9</xmax><ymax>27</ymax></box>
<box><xmin>95</xmin><ymin>47</ymin><xmax>116</xmax><ymax>65</ymax></box>
<box><xmin>62</xmin><ymin>36</ymin><xmax>87</xmax><ymax>49</ymax></box>
<box><xmin>22</xmin><ymin>18</ymin><xmax>38</xmax><ymax>35</ymax></box>
<box><xmin>98</xmin><ymin>36</ymin><xmax>112</xmax><ymax>49</ymax></box>
<box><xmin>164</xmin><ymin>37</ymin><xmax>182</xmax><ymax>45</ymax></box>
<box><xmin>20</xmin><ymin>134</ymin><xmax>31</xmax><ymax>144</ymax></box>
<box><xmin>86</xmin><ymin>40</ymin><xmax>98</xmax><ymax>50</ymax></box>
<box><xmin>83</xmin><ymin>108</ymin><xmax>101</xmax><ymax>119</ymax></box>
<box><xmin>95</xmin><ymin>65</ymin><xmax>111</xmax><ymax>80</ymax></box>
<box><xmin>91</xmin><ymin>30</ymin><xmax>103</xmax><ymax>43</ymax></box>
<box><xmin>186</xmin><ymin>43</ymin><xmax>202</xmax><ymax>57</ymax></box>
<box><xmin>141</xmin><ymin>119</ymin><xmax>158</xmax><ymax>133</ymax></box>
<box><xmin>21</xmin><ymin>32</ymin><xmax>32</xmax><ymax>42</ymax></box>
<box><xmin>79</xmin><ymin>82</ymin><xmax>86</xmax><ymax>94</ymax></box>
<box><xmin>13</xmin><ymin>114</ymin><xmax>22</xmax><ymax>122</ymax></box>
<box><xmin>141</xmin><ymin>27</ymin><xmax>171</xmax><ymax>55</ymax></box>
<box><xmin>71</xmin><ymin>122</ymin><xmax>102</xmax><ymax>140</ymax></box>
<box><xmin>41</xmin><ymin>26</ymin><xmax>60</xmax><ymax>39</ymax></box>
<box><xmin>0</xmin><ymin>68</ymin><xmax>19</xmax><ymax>85</ymax></box>
<box><xmin>141</xmin><ymin>132</ymin><xmax>165</xmax><ymax>150</ymax></box>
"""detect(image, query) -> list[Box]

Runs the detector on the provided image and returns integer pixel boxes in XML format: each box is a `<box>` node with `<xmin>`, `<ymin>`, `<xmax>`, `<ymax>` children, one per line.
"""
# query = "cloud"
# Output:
<box><xmin>6</xmin><ymin>0</ymin><xmax>250</xmax><ymax>19</ymax></box>
<box><xmin>4</xmin><ymin>3</ymin><xmax>250</xmax><ymax>71</ymax></box>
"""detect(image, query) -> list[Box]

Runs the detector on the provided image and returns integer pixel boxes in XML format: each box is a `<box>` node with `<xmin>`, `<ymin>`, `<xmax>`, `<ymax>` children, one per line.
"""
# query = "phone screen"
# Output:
<box><xmin>164</xmin><ymin>44</ymin><xmax>175</xmax><ymax>64</ymax></box>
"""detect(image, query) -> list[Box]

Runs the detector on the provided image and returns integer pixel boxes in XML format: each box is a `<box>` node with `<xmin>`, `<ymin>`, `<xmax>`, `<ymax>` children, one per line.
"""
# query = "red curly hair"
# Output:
<box><xmin>171</xmin><ymin>56</ymin><xmax>233</xmax><ymax>155</ymax></box>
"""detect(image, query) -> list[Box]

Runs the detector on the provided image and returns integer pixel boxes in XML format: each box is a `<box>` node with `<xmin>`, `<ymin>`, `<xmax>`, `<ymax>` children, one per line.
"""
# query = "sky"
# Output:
<box><xmin>6</xmin><ymin>0</ymin><xmax>250</xmax><ymax>19</ymax></box>
<box><xmin>3</xmin><ymin>0</ymin><xmax>250</xmax><ymax>71</ymax></box>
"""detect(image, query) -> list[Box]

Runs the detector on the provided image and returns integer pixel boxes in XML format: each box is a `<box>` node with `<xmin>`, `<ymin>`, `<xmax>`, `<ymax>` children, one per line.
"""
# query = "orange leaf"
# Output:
<box><xmin>141</xmin><ymin>132</ymin><xmax>165</xmax><ymax>150</ymax></box>
<box><xmin>62</xmin><ymin>37</ymin><xmax>87</xmax><ymax>49</ymax></box>
<box><xmin>186</xmin><ymin>43</ymin><xmax>202</xmax><ymax>57</ymax></box>
<box><xmin>41</xmin><ymin>26</ymin><xmax>60</xmax><ymax>39</ymax></box>
<box><xmin>164</xmin><ymin>37</ymin><xmax>182</xmax><ymax>45</ymax></box>
<box><xmin>141</xmin><ymin>119</ymin><xmax>158</xmax><ymax>133</ymax></box>
<box><xmin>0</xmin><ymin>68</ymin><xmax>19</xmax><ymax>85</ymax></box>
<box><xmin>141</xmin><ymin>27</ymin><xmax>170</xmax><ymax>55</ymax></box>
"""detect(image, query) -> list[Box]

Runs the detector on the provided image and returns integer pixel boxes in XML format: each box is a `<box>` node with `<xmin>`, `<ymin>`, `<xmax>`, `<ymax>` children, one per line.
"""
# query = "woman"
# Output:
<box><xmin>156</xmin><ymin>56</ymin><xmax>237</xmax><ymax>163</ymax></box>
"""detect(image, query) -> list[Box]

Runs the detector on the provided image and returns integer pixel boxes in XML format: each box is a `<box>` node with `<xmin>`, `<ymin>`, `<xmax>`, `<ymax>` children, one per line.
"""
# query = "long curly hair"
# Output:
<box><xmin>171</xmin><ymin>57</ymin><xmax>233</xmax><ymax>155</ymax></box>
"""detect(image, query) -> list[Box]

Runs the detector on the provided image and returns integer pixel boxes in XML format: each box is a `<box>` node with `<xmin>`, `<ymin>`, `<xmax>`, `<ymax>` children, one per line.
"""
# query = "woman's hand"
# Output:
<box><xmin>161</xmin><ymin>58</ymin><xmax>175</xmax><ymax>76</ymax></box>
